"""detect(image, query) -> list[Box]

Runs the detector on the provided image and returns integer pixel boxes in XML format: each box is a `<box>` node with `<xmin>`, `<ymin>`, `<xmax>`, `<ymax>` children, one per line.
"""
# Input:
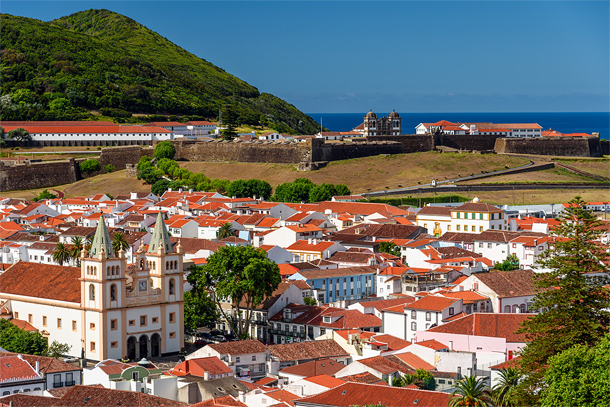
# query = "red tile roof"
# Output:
<box><xmin>279</xmin><ymin>358</ymin><xmax>344</xmax><ymax>378</ymax></box>
<box><xmin>415</xmin><ymin>339</ymin><xmax>449</xmax><ymax>350</ymax></box>
<box><xmin>0</xmin><ymin>355</ymin><xmax>41</xmax><ymax>382</ymax></box>
<box><xmin>426</xmin><ymin>313</ymin><xmax>532</xmax><ymax>342</ymax></box>
<box><xmin>192</xmin><ymin>395</ymin><xmax>247</xmax><ymax>407</ymax></box>
<box><xmin>405</xmin><ymin>295</ymin><xmax>460</xmax><ymax>312</ymax></box>
<box><xmin>303</xmin><ymin>374</ymin><xmax>345</xmax><ymax>388</ymax></box>
<box><xmin>296</xmin><ymin>382</ymin><xmax>450</xmax><ymax>407</ymax></box>
<box><xmin>0</xmin><ymin>262</ymin><xmax>81</xmax><ymax>303</ymax></box>
<box><xmin>392</xmin><ymin>352</ymin><xmax>435</xmax><ymax>371</ymax></box>
<box><xmin>267</xmin><ymin>339</ymin><xmax>349</xmax><ymax>362</ymax></box>
<box><xmin>207</xmin><ymin>339</ymin><xmax>266</xmax><ymax>356</ymax></box>
<box><xmin>170</xmin><ymin>356</ymin><xmax>232</xmax><ymax>377</ymax></box>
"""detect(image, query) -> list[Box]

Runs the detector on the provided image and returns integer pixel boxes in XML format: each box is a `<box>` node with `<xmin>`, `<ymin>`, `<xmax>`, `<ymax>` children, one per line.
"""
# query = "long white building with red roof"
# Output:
<box><xmin>415</xmin><ymin>120</ymin><xmax>543</xmax><ymax>137</ymax></box>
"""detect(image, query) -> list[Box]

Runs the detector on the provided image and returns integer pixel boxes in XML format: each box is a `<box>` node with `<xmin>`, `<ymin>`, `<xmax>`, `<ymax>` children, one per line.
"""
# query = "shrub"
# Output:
<box><xmin>105</xmin><ymin>164</ymin><xmax>116</xmax><ymax>173</ymax></box>
<box><xmin>80</xmin><ymin>159</ymin><xmax>101</xmax><ymax>175</ymax></box>
<box><xmin>154</xmin><ymin>140</ymin><xmax>176</xmax><ymax>160</ymax></box>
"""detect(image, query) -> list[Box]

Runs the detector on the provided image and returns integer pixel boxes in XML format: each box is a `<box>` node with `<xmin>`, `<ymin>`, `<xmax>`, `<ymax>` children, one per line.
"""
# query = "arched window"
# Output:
<box><xmin>139</xmin><ymin>258</ymin><xmax>145</xmax><ymax>269</ymax></box>
<box><xmin>116</xmin><ymin>266</ymin><xmax>120</xmax><ymax>275</ymax></box>
<box><xmin>112</xmin><ymin>266</ymin><xmax>116</xmax><ymax>275</ymax></box>
<box><xmin>110</xmin><ymin>284</ymin><xmax>117</xmax><ymax>301</ymax></box>
<box><xmin>107</xmin><ymin>266</ymin><xmax>111</xmax><ymax>276</ymax></box>
<box><xmin>174</xmin><ymin>261</ymin><xmax>178</xmax><ymax>269</ymax></box>
<box><xmin>166</xmin><ymin>261</ymin><xmax>170</xmax><ymax>270</ymax></box>
<box><xmin>89</xmin><ymin>284</ymin><xmax>95</xmax><ymax>301</ymax></box>
<box><xmin>169</xmin><ymin>278</ymin><xmax>175</xmax><ymax>295</ymax></box>
<box><xmin>504</xmin><ymin>305</ymin><xmax>511</xmax><ymax>313</ymax></box>
<box><xmin>94</xmin><ymin>267</ymin><xmax>97</xmax><ymax>275</ymax></box>
<box><xmin>87</xmin><ymin>266</ymin><xmax>90</xmax><ymax>275</ymax></box>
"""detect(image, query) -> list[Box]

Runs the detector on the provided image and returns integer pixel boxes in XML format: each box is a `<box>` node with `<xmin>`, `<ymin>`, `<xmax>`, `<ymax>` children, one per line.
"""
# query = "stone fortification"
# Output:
<box><xmin>364</xmin><ymin>135</ymin><xmax>435</xmax><ymax>153</ymax></box>
<box><xmin>98</xmin><ymin>146</ymin><xmax>153</xmax><ymax>170</ymax></box>
<box><xmin>494</xmin><ymin>136</ymin><xmax>602</xmax><ymax>157</ymax></box>
<box><xmin>0</xmin><ymin>158</ymin><xmax>79</xmax><ymax>192</ymax></box>
<box><xmin>310</xmin><ymin>138</ymin><xmax>403</xmax><ymax>162</ymax></box>
<box><xmin>171</xmin><ymin>139</ymin><xmax>310</xmax><ymax>164</ymax></box>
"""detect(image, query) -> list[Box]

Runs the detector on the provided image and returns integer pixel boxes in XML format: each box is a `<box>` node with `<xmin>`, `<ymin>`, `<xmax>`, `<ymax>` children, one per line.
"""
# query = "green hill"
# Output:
<box><xmin>0</xmin><ymin>9</ymin><xmax>320</xmax><ymax>134</ymax></box>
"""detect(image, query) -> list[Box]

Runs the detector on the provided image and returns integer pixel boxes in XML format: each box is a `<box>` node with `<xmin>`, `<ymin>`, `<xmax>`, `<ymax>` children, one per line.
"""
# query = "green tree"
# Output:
<box><xmin>449</xmin><ymin>376</ymin><xmax>491</xmax><ymax>407</ymax></box>
<box><xmin>46</xmin><ymin>340</ymin><xmax>72</xmax><ymax>359</ymax></box>
<box><xmin>303</xmin><ymin>296</ymin><xmax>317</xmax><ymax>306</ymax></box>
<box><xmin>52</xmin><ymin>242</ymin><xmax>72</xmax><ymax>266</ymax></box>
<box><xmin>151</xmin><ymin>179</ymin><xmax>172</xmax><ymax>196</ymax></box>
<box><xmin>216</xmin><ymin>222</ymin><xmax>235</xmax><ymax>240</ymax></box>
<box><xmin>272</xmin><ymin>179</ymin><xmax>314</xmax><ymax>203</ymax></box>
<box><xmin>105</xmin><ymin>164</ymin><xmax>116</xmax><ymax>173</ymax></box>
<box><xmin>227</xmin><ymin>179</ymin><xmax>272</xmax><ymax>200</ymax></box>
<box><xmin>183</xmin><ymin>288</ymin><xmax>220</xmax><ymax>336</ymax></box>
<box><xmin>80</xmin><ymin>159</ymin><xmax>101</xmax><ymax>175</ymax></box>
<box><xmin>32</xmin><ymin>189</ymin><xmax>58</xmax><ymax>202</ymax></box>
<box><xmin>154</xmin><ymin>140</ymin><xmax>176</xmax><ymax>160</ymax></box>
<box><xmin>48</xmin><ymin>97</ymin><xmax>72</xmax><ymax>112</ymax></box>
<box><xmin>492</xmin><ymin>367</ymin><xmax>521</xmax><ymax>407</ymax></box>
<box><xmin>540</xmin><ymin>332</ymin><xmax>610</xmax><ymax>407</ymax></box>
<box><xmin>221</xmin><ymin>104</ymin><xmax>238</xmax><ymax>140</ymax></box>
<box><xmin>111</xmin><ymin>232</ymin><xmax>129</xmax><ymax>254</ymax></box>
<box><xmin>392</xmin><ymin>369</ymin><xmax>436</xmax><ymax>390</ymax></box>
<box><xmin>516</xmin><ymin>197</ymin><xmax>610</xmax><ymax>400</ymax></box>
<box><xmin>69</xmin><ymin>236</ymin><xmax>84</xmax><ymax>266</ymax></box>
<box><xmin>378</xmin><ymin>241</ymin><xmax>401</xmax><ymax>257</ymax></box>
<box><xmin>7</xmin><ymin>127</ymin><xmax>31</xmax><ymax>142</ymax></box>
<box><xmin>192</xmin><ymin>245</ymin><xmax>281</xmax><ymax>338</ymax></box>
<box><xmin>0</xmin><ymin>125</ymin><xmax>5</xmax><ymax>139</ymax></box>
<box><xmin>495</xmin><ymin>254</ymin><xmax>519</xmax><ymax>271</ymax></box>
<box><xmin>0</xmin><ymin>319</ymin><xmax>48</xmax><ymax>356</ymax></box>
<box><xmin>309</xmin><ymin>183</ymin><xmax>336</xmax><ymax>203</ymax></box>
<box><xmin>334</xmin><ymin>184</ymin><xmax>351</xmax><ymax>196</ymax></box>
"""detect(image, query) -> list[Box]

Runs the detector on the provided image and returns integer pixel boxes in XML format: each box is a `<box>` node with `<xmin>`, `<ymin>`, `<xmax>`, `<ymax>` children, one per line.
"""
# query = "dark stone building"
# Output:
<box><xmin>363</xmin><ymin>110</ymin><xmax>401</xmax><ymax>136</ymax></box>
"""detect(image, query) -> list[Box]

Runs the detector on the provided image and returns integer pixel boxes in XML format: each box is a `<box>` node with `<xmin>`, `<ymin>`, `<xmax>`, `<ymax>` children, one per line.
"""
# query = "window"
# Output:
<box><xmin>479</xmin><ymin>226</ymin><xmax>483</xmax><ymax>232</ymax></box>
<box><xmin>89</xmin><ymin>284</ymin><xmax>95</xmax><ymax>301</ymax></box>
<box><xmin>111</xmin><ymin>341</ymin><xmax>118</xmax><ymax>348</ymax></box>
<box><xmin>169</xmin><ymin>332</ymin><xmax>176</xmax><ymax>338</ymax></box>
<box><xmin>72</xmin><ymin>320</ymin><xmax>77</xmax><ymax>331</ymax></box>
<box><xmin>28</xmin><ymin>314</ymin><xmax>33</xmax><ymax>324</ymax></box>
<box><xmin>140</xmin><ymin>316</ymin><xmax>147</xmax><ymax>326</ymax></box>
<box><xmin>447</xmin><ymin>226</ymin><xmax>451</xmax><ymax>231</ymax></box>
<box><xmin>111</xmin><ymin>319</ymin><xmax>117</xmax><ymax>330</ymax></box>
<box><xmin>504</xmin><ymin>305</ymin><xmax>511</xmax><ymax>313</ymax></box>
<box><xmin>459</xmin><ymin>286</ymin><xmax>464</xmax><ymax>291</ymax></box>
<box><xmin>169</xmin><ymin>278</ymin><xmax>175</xmax><ymax>295</ymax></box>
<box><xmin>449</xmin><ymin>307</ymin><xmax>454</xmax><ymax>315</ymax></box>
<box><xmin>90</xmin><ymin>323</ymin><xmax>95</xmax><ymax>330</ymax></box>
<box><xmin>90</xmin><ymin>341</ymin><xmax>95</xmax><ymax>352</ymax></box>
<box><xmin>411</xmin><ymin>322</ymin><xmax>417</xmax><ymax>331</ymax></box>
<box><xmin>43</xmin><ymin>316</ymin><xmax>47</xmax><ymax>326</ymax></box>
<box><xmin>152</xmin><ymin>317</ymin><xmax>158</xmax><ymax>323</ymax></box>
<box><xmin>57</xmin><ymin>318</ymin><xmax>62</xmax><ymax>329</ymax></box>
<box><xmin>479</xmin><ymin>214</ymin><xmax>483</xmax><ymax>220</ymax></box>
<box><xmin>320</xmin><ymin>328</ymin><xmax>326</xmax><ymax>335</ymax></box>
<box><xmin>457</xmin><ymin>225</ymin><xmax>461</xmax><ymax>231</ymax></box>
<box><xmin>512</xmin><ymin>243</ymin><xmax>517</xmax><ymax>248</ymax></box>
<box><xmin>110</xmin><ymin>284</ymin><xmax>117</xmax><ymax>301</ymax></box>
<box><xmin>479</xmin><ymin>243</ymin><xmax>483</xmax><ymax>248</ymax></box>
<box><xmin>426</xmin><ymin>312</ymin><xmax>431</xmax><ymax>321</ymax></box>
<box><xmin>252</xmin><ymin>356</ymin><xmax>256</xmax><ymax>361</ymax></box>
<box><xmin>236</xmin><ymin>357</ymin><xmax>241</xmax><ymax>363</ymax></box>
<box><xmin>474</xmin><ymin>283</ymin><xmax>479</xmax><ymax>290</ymax></box>
<box><xmin>129</xmin><ymin>320</ymin><xmax>135</xmax><ymax>326</ymax></box>
<box><xmin>169</xmin><ymin>312</ymin><xmax>175</xmax><ymax>323</ymax></box>
<box><xmin>132</xmin><ymin>371</ymin><xmax>139</xmax><ymax>381</ymax></box>
<box><xmin>471</xmin><ymin>226</ymin><xmax>476</xmax><ymax>232</ymax></box>
<box><xmin>54</xmin><ymin>374</ymin><xmax>62</xmax><ymax>387</ymax></box>
<box><xmin>456</xmin><ymin>213</ymin><xmax>460</xmax><ymax>219</ymax></box>
<box><xmin>488</xmin><ymin>243</ymin><xmax>492</xmax><ymax>249</ymax></box>
<box><xmin>14</xmin><ymin>312</ymin><xmax>18</xmax><ymax>319</ymax></box>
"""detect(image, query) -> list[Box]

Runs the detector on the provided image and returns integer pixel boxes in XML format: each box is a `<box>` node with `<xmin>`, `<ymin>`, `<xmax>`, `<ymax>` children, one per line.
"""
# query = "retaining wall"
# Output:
<box><xmin>495</xmin><ymin>137</ymin><xmax>602</xmax><ymax>157</ymax></box>
<box><xmin>0</xmin><ymin>159</ymin><xmax>80</xmax><ymax>192</ymax></box>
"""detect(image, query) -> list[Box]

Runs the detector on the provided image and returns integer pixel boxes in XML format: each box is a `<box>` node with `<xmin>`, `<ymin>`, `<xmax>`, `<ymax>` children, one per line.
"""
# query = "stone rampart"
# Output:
<box><xmin>98</xmin><ymin>146</ymin><xmax>153</xmax><ymax>170</ymax></box>
<box><xmin>311</xmin><ymin>138</ymin><xmax>403</xmax><ymax>162</ymax></box>
<box><xmin>437</xmin><ymin>134</ymin><xmax>503</xmax><ymax>151</ymax></box>
<box><xmin>364</xmin><ymin>135</ymin><xmax>434</xmax><ymax>153</ymax></box>
<box><xmin>171</xmin><ymin>139</ymin><xmax>310</xmax><ymax>164</ymax></box>
<box><xmin>0</xmin><ymin>159</ymin><xmax>79</xmax><ymax>192</ymax></box>
<box><xmin>494</xmin><ymin>137</ymin><xmax>602</xmax><ymax>157</ymax></box>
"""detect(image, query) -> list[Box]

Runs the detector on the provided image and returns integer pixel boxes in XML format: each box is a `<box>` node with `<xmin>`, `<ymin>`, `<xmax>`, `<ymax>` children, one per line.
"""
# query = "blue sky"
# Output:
<box><xmin>2</xmin><ymin>1</ymin><xmax>609</xmax><ymax>113</ymax></box>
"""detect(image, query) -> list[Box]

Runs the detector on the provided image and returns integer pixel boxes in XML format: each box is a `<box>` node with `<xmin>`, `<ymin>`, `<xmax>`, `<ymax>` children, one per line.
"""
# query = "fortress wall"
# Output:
<box><xmin>437</xmin><ymin>134</ymin><xmax>503</xmax><ymax>151</ymax></box>
<box><xmin>0</xmin><ymin>159</ymin><xmax>79</xmax><ymax>192</ymax></box>
<box><xmin>98</xmin><ymin>146</ymin><xmax>154</xmax><ymax>170</ymax></box>
<box><xmin>494</xmin><ymin>137</ymin><xmax>601</xmax><ymax>157</ymax></box>
<box><xmin>364</xmin><ymin>135</ymin><xmax>435</xmax><ymax>153</ymax></box>
<box><xmin>171</xmin><ymin>140</ymin><xmax>310</xmax><ymax>164</ymax></box>
<box><xmin>312</xmin><ymin>139</ymin><xmax>403</xmax><ymax>162</ymax></box>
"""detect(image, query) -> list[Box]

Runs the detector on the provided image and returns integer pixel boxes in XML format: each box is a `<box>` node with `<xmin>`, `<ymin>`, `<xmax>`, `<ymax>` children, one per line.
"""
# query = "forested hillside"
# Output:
<box><xmin>0</xmin><ymin>10</ymin><xmax>320</xmax><ymax>134</ymax></box>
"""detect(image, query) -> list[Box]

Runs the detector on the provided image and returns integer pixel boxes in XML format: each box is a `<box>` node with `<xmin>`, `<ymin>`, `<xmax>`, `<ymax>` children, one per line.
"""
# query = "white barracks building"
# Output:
<box><xmin>0</xmin><ymin>213</ymin><xmax>184</xmax><ymax>362</ymax></box>
<box><xmin>417</xmin><ymin>200</ymin><xmax>507</xmax><ymax>236</ymax></box>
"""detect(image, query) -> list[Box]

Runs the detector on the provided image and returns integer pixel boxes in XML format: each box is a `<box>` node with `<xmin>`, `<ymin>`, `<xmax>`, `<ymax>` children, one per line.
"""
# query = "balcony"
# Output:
<box><xmin>53</xmin><ymin>382</ymin><xmax>64</xmax><ymax>388</ymax></box>
<box><xmin>65</xmin><ymin>380</ymin><xmax>75</xmax><ymax>386</ymax></box>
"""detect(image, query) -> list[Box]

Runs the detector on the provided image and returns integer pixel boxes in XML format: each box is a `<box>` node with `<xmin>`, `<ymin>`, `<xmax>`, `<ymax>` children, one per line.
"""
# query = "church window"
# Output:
<box><xmin>129</xmin><ymin>320</ymin><xmax>135</xmax><ymax>326</ymax></box>
<box><xmin>166</xmin><ymin>261</ymin><xmax>169</xmax><ymax>270</ymax></box>
<box><xmin>72</xmin><ymin>321</ymin><xmax>77</xmax><ymax>331</ymax></box>
<box><xmin>90</xmin><ymin>341</ymin><xmax>95</xmax><ymax>352</ymax></box>
<box><xmin>110</xmin><ymin>284</ymin><xmax>117</xmax><ymax>301</ymax></box>
<box><xmin>169</xmin><ymin>312</ymin><xmax>175</xmax><ymax>322</ymax></box>
<box><xmin>169</xmin><ymin>278</ymin><xmax>176</xmax><ymax>295</ymax></box>
<box><xmin>111</xmin><ymin>319</ymin><xmax>117</xmax><ymax>330</ymax></box>
<box><xmin>42</xmin><ymin>316</ymin><xmax>47</xmax><ymax>326</ymax></box>
<box><xmin>169</xmin><ymin>332</ymin><xmax>176</xmax><ymax>338</ymax></box>
<box><xmin>116</xmin><ymin>266</ymin><xmax>120</xmax><ymax>274</ymax></box>
<box><xmin>140</xmin><ymin>316</ymin><xmax>147</xmax><ymax>326</ymax></box>
<box><xmin>89</xmin><ymin>284</ymin><xmax>95</xmax><ymax>300</ymax></box>
<box><xmin>57</xmin><ymin>318</ymin><xmax>62</xmax><ymax>329</ymax></box>
<box><xmin>107</xmin><ymin>266</ymin><xmax>111</xmax><ymax>276</ymax></box>
<box><xmin>90</xmin><ymin>322</ymin><xmax>95</xmax><ymax>330</ymax></box>
<box><xmin>152</xmin><ymin>317</ymin><xmax>158</xmax><ymax>323</ymax></box>
<box><xmin>111</xmin><ymin>342</ymin><xmax>118</xmax><ymax>348</ymax></box>
<box><xmin>111</xmin><ymin>266</ymin><xmax>115</xmax><ymax>275</ymax></box>
<box><xmin>139</xmin><ymin>258</ymin><xmax>145</xmax><ymax>269</ymax></box>
<box><xmin>174</xmin><ymin>261</ymin><xmax>178</xmax><ymax>269</ymax></box>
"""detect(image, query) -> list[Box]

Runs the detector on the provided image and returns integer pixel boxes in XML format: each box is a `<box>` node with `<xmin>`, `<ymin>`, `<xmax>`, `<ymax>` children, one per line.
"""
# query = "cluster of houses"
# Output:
<box><xmin>0</xmin><ymin>191</ymin><xmax>608</xmax><ymax>406</ymax></box>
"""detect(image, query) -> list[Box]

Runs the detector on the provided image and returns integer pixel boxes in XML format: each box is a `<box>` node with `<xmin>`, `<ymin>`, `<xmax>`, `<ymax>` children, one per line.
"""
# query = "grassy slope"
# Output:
<box><xmin>461</xmin><ymin>167</ymin><xmax>607</xmax><ymax>185</ymax></box>
<box><xmin>1</xmin><ymin>10</ymin><xmax>321</xmax><ymax>133</ymax></box>
<box><xmin>554</xmin><ymin>159</ymin><xmax>610</xmax><ymax>179</ymax></box>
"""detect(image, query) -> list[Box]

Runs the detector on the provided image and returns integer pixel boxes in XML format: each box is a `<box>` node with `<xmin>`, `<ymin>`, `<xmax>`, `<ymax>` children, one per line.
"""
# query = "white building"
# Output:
<box><xmin>0</xmin><ymin>213</ymin><xmax>184</xmax><ymax>362</ymax></box>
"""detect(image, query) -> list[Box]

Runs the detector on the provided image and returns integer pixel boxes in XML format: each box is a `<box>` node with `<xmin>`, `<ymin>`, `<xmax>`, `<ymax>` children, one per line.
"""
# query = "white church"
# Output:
<box><xmin>0</xmin><ymin>213</ymin><xmax>184</xmax><ymax>362</ymax></box>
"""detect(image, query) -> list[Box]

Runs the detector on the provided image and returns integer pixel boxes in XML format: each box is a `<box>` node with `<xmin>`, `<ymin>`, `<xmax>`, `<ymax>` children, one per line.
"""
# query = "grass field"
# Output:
<box><xmin>180</xmin><ymin>152</ymin><xmax>530</xmax><ymax>192</ymax></box>
<box><xmin>555</xmin><ymin>159</ymin><xmax>610</xmax><ymax>179</ymax></box>
<box><xmin>462</xmin><ymin>167</ymin><xmax>606</xmax><ymax>185</ymax></box>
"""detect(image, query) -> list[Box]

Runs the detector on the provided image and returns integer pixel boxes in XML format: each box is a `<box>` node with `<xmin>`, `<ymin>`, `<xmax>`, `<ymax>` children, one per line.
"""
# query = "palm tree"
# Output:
<box><xmin>69</xmin><ymin>236</ymin><xmax>84</xmax><ymax>266</ymax></box>
<box><xmin>52</xmin><ymin>242</ymin><xmax>71</xmax><ymax>266</ymax></box>
<box><xmin>449</xmin><ymin>376</ymin><xmax>491</xmax><ymax>407</ymax></box>
<box><xmin>492</xmin><ymin>367</ymin><xmax>521</xmax><ymax>407</ymax></box>
<box><xmin>112</xmin><ymin>232</ymin><xmax>129</xmax><ymax>254</ymax></box>
<box><xmin>216</xmin><ymin>222</ymin><xmax>235</xmax><ymax>240</ymax></box>
<box><xmin>85</xmin><ymin>235</ymin><xmax>94</xmax><ymax>253</ymax></box>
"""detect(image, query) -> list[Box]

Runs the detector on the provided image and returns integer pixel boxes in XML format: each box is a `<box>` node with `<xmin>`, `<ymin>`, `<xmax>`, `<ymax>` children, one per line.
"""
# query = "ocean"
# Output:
<box><xmin>307</xmin><ymin>112</ymin><xmax>610</xmax><ymax>140</ymax></box>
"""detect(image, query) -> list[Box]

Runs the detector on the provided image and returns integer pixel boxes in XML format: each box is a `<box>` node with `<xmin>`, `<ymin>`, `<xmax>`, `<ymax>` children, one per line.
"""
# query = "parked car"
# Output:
<box><xmin>210</xmin><ymin>335</ymin><xmax>227</xmax><ymax>343</ymax></box>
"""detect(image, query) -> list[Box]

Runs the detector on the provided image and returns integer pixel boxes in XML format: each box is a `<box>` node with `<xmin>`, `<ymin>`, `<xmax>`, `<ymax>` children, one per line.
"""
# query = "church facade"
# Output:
<box><xmin>0</xmin><ymin>213</ymin><xmax>184</xmax><ymax>362</ymax></box>
<box><xmin>363</xmin><ymin>110</ymin><xmax>401</xmax><ymax>136</ymax></box>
